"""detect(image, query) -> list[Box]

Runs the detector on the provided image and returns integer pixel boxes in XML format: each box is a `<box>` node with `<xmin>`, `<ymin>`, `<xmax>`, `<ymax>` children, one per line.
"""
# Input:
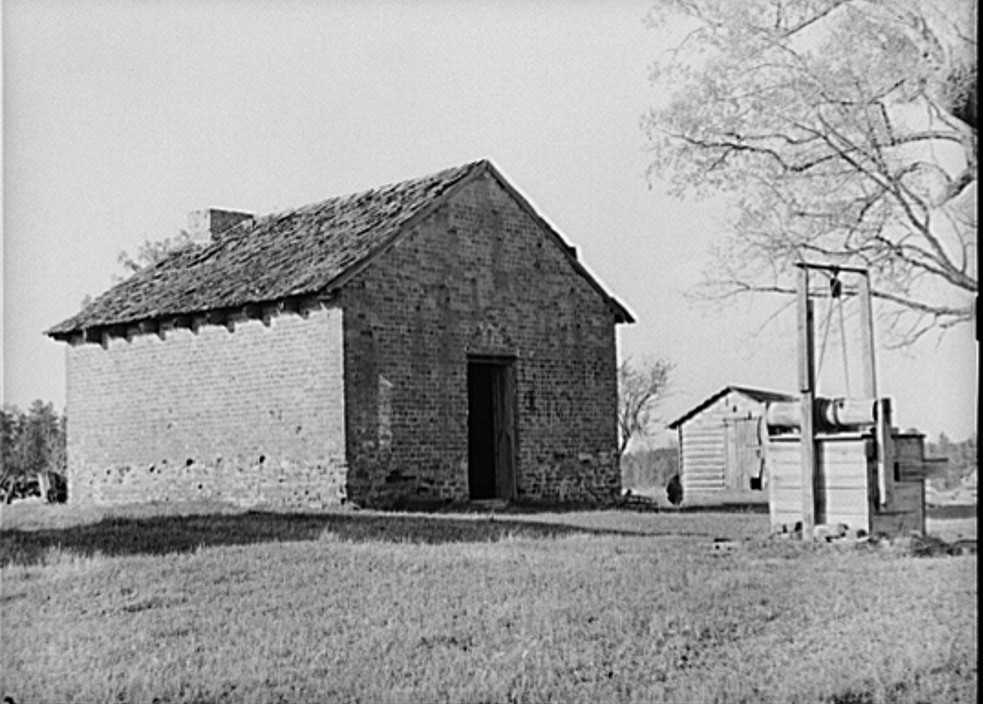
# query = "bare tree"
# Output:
<box><xmin>114</xmin><ymin>230</ymin><xmax>195</xmax><ymax>281</ymax></box>
<box><xmin>78</xmin><ymin>229</ymin><xmax>197</xmax><ymax>308</ymax></box>
<box><xmin>643</xmin><ymin>0</ymin><xmax>977</xmax><ymax>344</ymax></box>
<box><xmin>618</xmin><ymin>357</ymin><xmax>674</xmax><ymax>455</ymax></box>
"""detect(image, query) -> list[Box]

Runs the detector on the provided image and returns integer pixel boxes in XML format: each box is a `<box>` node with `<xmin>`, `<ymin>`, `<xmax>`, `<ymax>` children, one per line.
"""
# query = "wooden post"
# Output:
<box><xmin>797</xmin><ymin>266</ymin><xmax>817</xmax><ymax>539</ymax></box>
<box><xmin>875</xmin><ymin>398</ymin><xmax>893</xmax><ymax>509</ymax></box>
<box><xmin>857</xmin><ymin>272</ymin><xmax>877</xmax><ymax>399</ymax></box>
<box><xmin>858</xmin><ymin>271</ymin><xmax>892</xmax><ymax>511</ymax></box>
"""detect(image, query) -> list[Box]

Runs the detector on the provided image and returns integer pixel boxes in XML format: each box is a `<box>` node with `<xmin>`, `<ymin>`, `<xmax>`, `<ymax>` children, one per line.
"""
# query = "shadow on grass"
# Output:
<box><xmin>670</xmin><ymin>502</ymin><xmax>770</xmax><ymax>514</ymax></box>
<box><xmin>0</xmin><ymin>509</ymin><xmax>647</xmax><ymax>567</ymax></box>
<box><xmin>926</xmin><ymin>503</ymin><xmax>977</xmax><ymax>520</ymax></box>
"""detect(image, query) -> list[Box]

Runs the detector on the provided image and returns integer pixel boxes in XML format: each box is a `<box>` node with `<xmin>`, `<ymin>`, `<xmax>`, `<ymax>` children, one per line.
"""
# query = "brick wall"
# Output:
<box><xmin>341</xmin><ymin>173</ymin><xmax>621</xmax><ymax>506</ymax></box>
<box><xmin>66</xmin><ymin>307</ymin><xmax>346</xmax><ymax>507</ymax></box>
<box><xmin>64</xmin><ymin>171</ymin><xmax>623</xmax><ymax>510</ymax></box>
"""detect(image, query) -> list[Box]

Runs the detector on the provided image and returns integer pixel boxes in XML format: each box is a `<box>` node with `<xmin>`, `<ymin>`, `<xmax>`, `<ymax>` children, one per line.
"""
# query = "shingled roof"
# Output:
<box><xmin>47</xmin><ymin>159</ymin><xmax>633</xmax><ymax>339</ymax></box>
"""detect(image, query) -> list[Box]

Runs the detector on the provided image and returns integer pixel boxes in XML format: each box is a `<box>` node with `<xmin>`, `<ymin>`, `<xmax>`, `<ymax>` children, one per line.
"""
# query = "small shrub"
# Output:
<box><xmin>666</xmin><ymin>474</ymin><xmax>683</xmax><ymax>506</ymax></box>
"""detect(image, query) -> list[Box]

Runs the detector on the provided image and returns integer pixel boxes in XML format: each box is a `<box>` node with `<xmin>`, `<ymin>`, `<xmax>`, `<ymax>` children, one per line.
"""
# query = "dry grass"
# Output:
<box><xmin>1</xmin><ymin>503</ymin><xmax>977</xmax><ymax>704</ymax></box>
<box><xmin>926</xmin><ymin>516</ymin><xmax>977</xmax><ymax>543</ymax></box>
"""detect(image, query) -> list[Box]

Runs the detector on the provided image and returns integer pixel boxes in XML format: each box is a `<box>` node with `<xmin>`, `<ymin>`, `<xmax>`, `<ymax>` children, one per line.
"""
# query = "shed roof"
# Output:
<box><xmin>667</xmin><ymin>385</ymin><xmax>795</xmax><ymax>429</ymax></box>
<box><xmin>47</xmin><ymin>159</ymin><xmax>633</xmax><ymax>339</ymax></box>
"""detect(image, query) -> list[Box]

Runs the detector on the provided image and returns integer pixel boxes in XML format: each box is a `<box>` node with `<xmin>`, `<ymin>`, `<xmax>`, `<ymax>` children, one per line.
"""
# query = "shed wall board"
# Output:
<box><xmin>66</xmin><ymin>308</ymin><xmax>346</xmax><ymax>506</ymax></box>
<box><xmin>893</xmin><ymin>434</ymin><xmax>936</xmax><ymax>481</ymax></box>
<box><xmin>768</xmin><ymin>437</ymin><xmax>872</xmax><ymax>531</ymax></box>
<box><xmin>768</xmin><ymin>434</ymin><xmax>926</xmax><ymax>536</ymax></box>
<box><xmin>871</xmin><ymin>482</ymin><xmax>925</xmax><ymax>535</ymax></box>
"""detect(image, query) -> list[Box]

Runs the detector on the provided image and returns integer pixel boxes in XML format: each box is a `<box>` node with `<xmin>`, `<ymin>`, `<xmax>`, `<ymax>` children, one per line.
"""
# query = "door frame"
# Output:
<box><xmin>467</xmin><ymin>355</ymin><xmax>517</xmax><ymax>501</ymax></box>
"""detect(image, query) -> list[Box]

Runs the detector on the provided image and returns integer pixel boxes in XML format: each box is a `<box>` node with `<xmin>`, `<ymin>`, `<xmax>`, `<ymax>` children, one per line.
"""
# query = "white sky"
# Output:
<box><xmin>2</xmin><ymin>0</ymin><xmax>977</xmax><ymax>442</ymax></box>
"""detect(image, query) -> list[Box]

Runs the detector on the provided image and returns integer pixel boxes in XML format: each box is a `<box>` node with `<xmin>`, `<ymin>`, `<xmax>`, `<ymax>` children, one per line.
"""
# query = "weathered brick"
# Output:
<box><xmin>340</xmin><ymin>173</ymin><xmax>621</xmax><ymax>506</ymax></box>
<box><xmin>66</xmin><ymin>308</ymin><xmax>346</xmax><ymax>507</ymax></box>
<box><xmin>62</xmin><ymin>168</ymin><xmax>626</xmax><ymax>508</ymax></box>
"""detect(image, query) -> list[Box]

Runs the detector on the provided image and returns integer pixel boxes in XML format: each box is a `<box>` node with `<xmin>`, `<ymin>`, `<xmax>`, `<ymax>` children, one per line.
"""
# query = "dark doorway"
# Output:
<box><xmin>467</xmin><ymin>358</ymin><xmax>516</xmax><ymax>501</ymax></box>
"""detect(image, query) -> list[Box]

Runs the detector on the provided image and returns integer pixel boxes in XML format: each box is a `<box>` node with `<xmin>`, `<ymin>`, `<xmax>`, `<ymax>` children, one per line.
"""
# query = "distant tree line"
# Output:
<box><xmin>926</xmin><ymin>432</ymin><xmax>977</xmax><ymax>490</ymax></box>
<box><xmin>621</xmin><ymin>446</ymin><xmax>679</xmax><ymax>492</ymax></box>
<box><xmin>1</xmin><ymin>400</ymin><xmax>67</xmax><ymax>503</ymax></box>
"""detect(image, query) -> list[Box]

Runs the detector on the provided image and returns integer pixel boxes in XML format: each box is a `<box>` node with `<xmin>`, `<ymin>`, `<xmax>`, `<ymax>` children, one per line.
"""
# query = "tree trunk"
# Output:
<box><xmin>37</xmin><ymin>471</ymin><xmax>50</xmax><ymax>502</ymax></box>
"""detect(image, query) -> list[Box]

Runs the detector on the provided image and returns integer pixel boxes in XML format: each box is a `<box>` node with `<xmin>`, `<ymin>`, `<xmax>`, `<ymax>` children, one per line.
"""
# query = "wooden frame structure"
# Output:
<box><xmin>765</xmin><ymin>264</ymin><xmax>929</xmax><ymax>540</ymax></box>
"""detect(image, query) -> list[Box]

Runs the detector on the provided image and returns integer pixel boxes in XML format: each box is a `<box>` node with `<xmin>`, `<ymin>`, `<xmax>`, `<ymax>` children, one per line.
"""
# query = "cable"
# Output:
<box><xmin>815</xmin><ymin>285</ymin><xmax>836</xmax><ymax>394</ymax></box>
<box><xmin>838</xmin><ymin>294</ymin><xmax>851</xmax><ymax>396</ymax></box>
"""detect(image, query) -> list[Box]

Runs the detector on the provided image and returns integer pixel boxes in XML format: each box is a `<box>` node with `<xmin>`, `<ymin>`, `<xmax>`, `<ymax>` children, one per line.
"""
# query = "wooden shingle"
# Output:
<box><xmin>48</xmin><ymin>159</ymin><xmax>632</xmax><ymax>339</ymax></box>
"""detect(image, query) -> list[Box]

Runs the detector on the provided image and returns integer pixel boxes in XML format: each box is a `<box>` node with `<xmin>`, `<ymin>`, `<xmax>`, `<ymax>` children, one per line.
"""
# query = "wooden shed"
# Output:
<box><xmin>667</xmin><ymin>386</ymin><xmax>794</xmax><ymax>498</ymax></box>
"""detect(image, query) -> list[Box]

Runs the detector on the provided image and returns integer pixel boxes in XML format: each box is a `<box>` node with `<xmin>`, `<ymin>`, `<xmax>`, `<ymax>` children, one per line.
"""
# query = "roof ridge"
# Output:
<box><xmin>728</xmin><ymin>384</ymin><xmax>795</xmax><ymax>397</ymax></box>
<box><xmin>261</xmin><ymin>158</ymin><xmax>490</xmax><ymax>223</ymax></box>
<box><xmin>45</xmin><ymin>157</ymin><xmax>636</xmax><ymax>338</ymax></box>
<box><xmin>667</xmin><ymin>384</ymin><xmax>796</xmax><ymax>429</ymax></box>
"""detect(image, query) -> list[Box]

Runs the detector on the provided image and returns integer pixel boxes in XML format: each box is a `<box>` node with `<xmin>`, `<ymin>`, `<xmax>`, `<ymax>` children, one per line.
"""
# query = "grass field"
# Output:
<box><xmin>1</xmin><ymin>502</ymin><xmax>977</xmax><ymax>704</ymax></box>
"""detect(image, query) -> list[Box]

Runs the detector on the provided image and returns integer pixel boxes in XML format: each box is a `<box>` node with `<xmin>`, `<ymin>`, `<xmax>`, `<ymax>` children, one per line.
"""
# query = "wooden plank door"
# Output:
<box><xmin>493</xmin><ymin>363</ymin><xmax>517</xmax><ymax>500</ymax></box>
<box><xmin>468</xmin><ymin>357</ymin><xmax>517</xmax><ymax>501</ymax></box>
<box><xmin>468</xmin><ymin>362</ymin><xmax>496</xmax><ymax>500</ymax></box>
<box><xmin>728</xmin><ymin>417</ymin><xmax>765</xmax><ymax>492</ymax></box>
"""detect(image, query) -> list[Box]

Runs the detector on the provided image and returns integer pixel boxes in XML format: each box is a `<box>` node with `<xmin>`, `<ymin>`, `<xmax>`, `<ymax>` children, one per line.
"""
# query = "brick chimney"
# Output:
<box><xmin>187</xmin><ymin>208</ymin><xmax>253</xmax><ymax>245</ymax></box>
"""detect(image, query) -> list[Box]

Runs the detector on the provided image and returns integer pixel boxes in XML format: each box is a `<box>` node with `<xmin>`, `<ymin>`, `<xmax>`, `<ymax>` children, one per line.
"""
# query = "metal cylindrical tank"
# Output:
<box><xmin>767</xmin><ymin>397</ymin><xmax>878</xmax><ymax>431</ymax></box>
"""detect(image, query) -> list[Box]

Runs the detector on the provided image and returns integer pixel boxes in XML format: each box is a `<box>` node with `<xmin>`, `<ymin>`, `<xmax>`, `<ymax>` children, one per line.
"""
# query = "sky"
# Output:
<box><xmin>2</xmin><ymin>0</ymin><xmax>977</xmax><ymax>442</ymax></box>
